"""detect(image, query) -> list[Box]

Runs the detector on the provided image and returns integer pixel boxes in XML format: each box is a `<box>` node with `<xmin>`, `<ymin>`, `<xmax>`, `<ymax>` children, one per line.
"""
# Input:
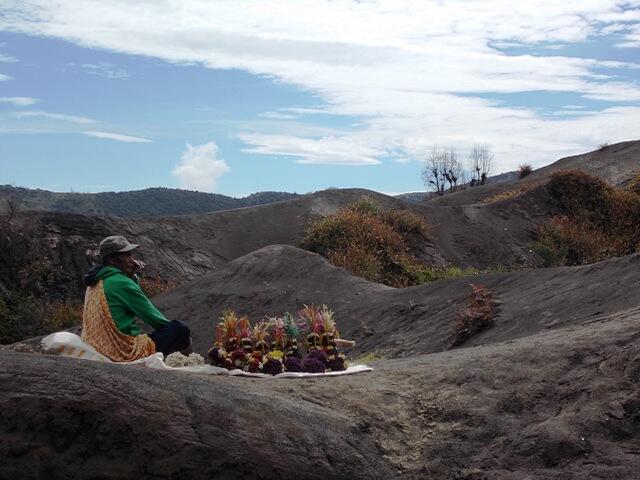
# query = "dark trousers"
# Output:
<box><xmin>150</xmin><ymin>320</ymin><xmax>191</xmax><ymax>356</ymax></box>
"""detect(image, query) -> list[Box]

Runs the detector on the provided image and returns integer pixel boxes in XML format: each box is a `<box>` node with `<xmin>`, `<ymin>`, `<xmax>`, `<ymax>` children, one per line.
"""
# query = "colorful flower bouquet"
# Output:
<box><xmin>207</xmin><ymin>305</ymin><xmax>349</xmax><ymax>375</ymax></box>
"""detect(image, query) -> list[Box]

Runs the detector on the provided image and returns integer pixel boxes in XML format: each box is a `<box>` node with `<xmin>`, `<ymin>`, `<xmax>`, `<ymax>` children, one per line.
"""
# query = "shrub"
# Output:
<box><xmin>624</xmin><ymin>171</ymin><xmax>640</xmax><ymax>197</ymax></box>
<box><xmin>349</xmin><ymin>195</ymin><xmax>380</xmax><ymax>216</ymax></box>
<box><xmin>300</xmin><ymin>198</ymin><xmax>442</xmax><ymax>287</ymax></box>
<box><xmin>398</xmin><ymin>263</ymin><xmax>472</xmax><ymax>284</ymax></box>
<box><xmin>41</xmin><ymin>300</ymin><xmax>83</xmax><ymax>332</ymax></box>
<box><xmin>300</xmin><ymin>206</ymin><xmax>405</xmax><ymax>260</ymax></box>
<box><xmin>608</xmin><ymin>189</ymin><xmax>640</xmax><ymax>248</ymax></box>
<box><xmin>140</xmin><ymin>277</ymin><xmax>176</xmax><ymax>298</ymax></box>
<box><xmin>546</xmin><ymin>170</ymin><xmax>614</xmax><ymax>228</ymax></box>
<box><xmin>380</xmin><ymin>208</ymin><xmax>429</xmax><ymax>236</ymax></box>
<box><xmin>534</xmin><ymin>170</ymin><xmax>640</xmax><ymax>267</ymax></box>
<box><xmin>518</xmin><ymin>164</ymin><xmax>533</xmax><ymax>179</ymax></box>
<box><xmin>598</xmin><ymin>142</ymin><xmax>609</xmax><ymax>152</ymax></box>
<box><xmin>0</xmin><ymin>215</ymin><xmax>88</xmax><ymax>344</ymax></box>
<box><xmin>300</xmin><ymin>197</ymin><xmax>488</xmax><ymax>287</ymax></box>
<box><xmin>0</xmin><ymin>296</ymin><xmax>83</xmax><ymax>345</ymax></box>
<box><xmin>533</xmin><ymin>216</ymin><xmax>615</xmax><ymax>266</ymax></box>
<box><xmin>327</xmin><ymin>243</ymin><xmax>385</xmax><ymax>284</ymax></box>
<box><xmin>452</xmin><ymin>284</ymin><xmax>497</xmax><ymax>347</ymax></box>
<box><xmin>302</xmin><ymin>208</ymin><xmax>414</xmax><ymax>287</ymax></box>
<box><xmin>0</xmin><ymin>297</ymin><xmax>19</xmax><ymax>344</ymax></box>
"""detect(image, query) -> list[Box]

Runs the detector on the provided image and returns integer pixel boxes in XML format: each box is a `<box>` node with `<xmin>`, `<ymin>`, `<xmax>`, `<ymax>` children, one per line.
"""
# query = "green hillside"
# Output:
<box><xmin>0</xmin><ymin>186</ymin><xmax>300</xmax><ymax>217</ymax></box>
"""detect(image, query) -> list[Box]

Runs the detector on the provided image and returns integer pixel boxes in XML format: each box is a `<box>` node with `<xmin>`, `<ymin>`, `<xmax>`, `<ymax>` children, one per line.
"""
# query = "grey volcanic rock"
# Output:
<box><xmin>0</xmin><ymin>350</ymin><xmax>393</xmax><ymax>480</ymax></box>
<box><xmin>415</xmin><ymin>184</ymin><xmax>555</xmax><ymax>268</ymax></box>
<box><xmin>5</xmin><ymin>246</ymin><xmax>640</xmax><ymax>478</ymax></box>
<box><xmin>4</xmin><ymin>294</ymin><xmax>640</xmax><ymax>478</ymax></box>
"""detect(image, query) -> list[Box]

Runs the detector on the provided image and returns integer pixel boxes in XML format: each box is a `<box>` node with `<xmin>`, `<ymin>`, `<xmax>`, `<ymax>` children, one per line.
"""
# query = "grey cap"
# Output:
<box><xmin>99</xmin><ymin>235</ymin><xmax>140</xmax><ymax>258</ymax></box>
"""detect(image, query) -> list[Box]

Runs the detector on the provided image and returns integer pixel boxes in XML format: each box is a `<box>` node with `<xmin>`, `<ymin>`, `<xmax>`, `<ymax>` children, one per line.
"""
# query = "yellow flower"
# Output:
<box><xmin>267</xmin><ymin>350</ymin><xmax>284</xmax><ymax>360</ymax></box>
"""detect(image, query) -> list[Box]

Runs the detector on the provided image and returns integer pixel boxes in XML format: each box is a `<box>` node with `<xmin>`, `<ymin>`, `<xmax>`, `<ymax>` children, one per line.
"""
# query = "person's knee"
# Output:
<box><xmin>171</xmin><ymin>320</ymin><xmax>191</xmax><ymax>348</ymax></box>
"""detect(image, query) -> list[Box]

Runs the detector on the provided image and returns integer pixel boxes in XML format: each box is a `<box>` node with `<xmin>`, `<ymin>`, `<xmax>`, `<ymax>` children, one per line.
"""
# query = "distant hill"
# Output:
<box><xmin>0</xmin><ymin>186</ymin><xmax>301</xmax><ymax>217</ymax></box>
<box><xmin>394</xmin><ymin>191</ymin><xmax>428</xmax><ymax>203</ymax></box>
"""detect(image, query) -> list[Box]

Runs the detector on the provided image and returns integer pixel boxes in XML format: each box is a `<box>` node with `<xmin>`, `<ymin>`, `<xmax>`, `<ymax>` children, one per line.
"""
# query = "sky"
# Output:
<box><xmin>0</xmin><ymin>1</ymin><xmax>639</xmax><ymax>196</ymax></box>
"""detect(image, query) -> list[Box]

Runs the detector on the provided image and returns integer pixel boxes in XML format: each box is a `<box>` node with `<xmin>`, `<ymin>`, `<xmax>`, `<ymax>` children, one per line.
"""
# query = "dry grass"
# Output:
<box><xmin>301</xmin><ymin>197</ymin><xmax>471</xmax><ymax>287</ymax></box>
<box><xmin>518</xmin><ymin>164</ymin><xmax>533</xmax><ymax>179</ymax></box>
<box><xmin>482</xmin><ymin>181</ymin><xmax>544</xmax><ymax>205</ymax></box>
<box><xmin>534</xmin><ymin>170</ymin><xmax>640</xmax><ymax>266</ymax></box>
<box><xmin>452</xmin><ymin>284</ymin><xmax>497</xmax><ymax>347</ymax></box>
<box><xmin>139</xmin><ymin>277</ymin><xmax>177</xmax><ymax>298</ymax></box>
<box><xmin>41</xmin><ymin>301</ymin><xmax>83</xmax><ymax>332</ymax></box>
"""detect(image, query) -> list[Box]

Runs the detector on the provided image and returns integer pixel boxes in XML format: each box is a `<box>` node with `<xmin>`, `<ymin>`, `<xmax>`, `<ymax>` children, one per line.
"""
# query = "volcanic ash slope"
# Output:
<box><xmin>4</xmin><ymin>246</ymin><xmax>640</xmax><ymax>478</ymax></box>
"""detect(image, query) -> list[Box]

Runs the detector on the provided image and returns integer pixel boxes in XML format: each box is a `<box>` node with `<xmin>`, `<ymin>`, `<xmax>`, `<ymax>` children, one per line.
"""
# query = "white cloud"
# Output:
<box><xmin>617</xmin><ymin>23</ymin><xmax>640</xmax><ymax>47</ymax></box>
<box><xmin>15</xmin><ymin>110</ymin><xmax>95</xmax><ymax>124</ymax></box>
<box><xmin>172</xmin><ymin>141</ymin><xmax>230</xmax><ymax>191</ymax></box>
<box><xmin>83</xmin><ymin>130</ymin><xmax>151</xmax><ymax>143</ymax></box>
<box><xmin>65</xmin><ymin>62</ymin><xmax>130</xmax><ymax>79</ymax></box>
<box><xmin>0</xmin><ymin>48</ymin><xmax>16</xmax><ymax>81</ymax></box>
<box><xmin>393</xmin><ymin>157</ymin><xmax>412</xmax><ymax>164</ymax></box>
<box><xmin>281</xmin><ymin>106</ymin><xmax>339</xmax><ymax>115</ymax></box>
<box><xmin>258</xmin><ymin>111</ymin><xmax>298</xmax><ymax>120</ymax></box>
<box><xmin>0</xmin><ymin>96</ymin><xmax>39</xmax><ymax>106</ymax></box>
<box><xmin>239</xmin><ymin>132</ymin><xmax>383</xmax><ymax>165</ymax></box>
<box><xmin>1</xmin><ymin>1</ymin><xmax>640</xmax><ymax>169</ymax></box>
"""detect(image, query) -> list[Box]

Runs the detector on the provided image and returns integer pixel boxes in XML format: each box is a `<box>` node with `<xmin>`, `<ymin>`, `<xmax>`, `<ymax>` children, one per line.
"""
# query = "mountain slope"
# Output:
<box><xmin>0</xmin><ymin>185</ymin><xmax>300</xmax><ymax>217</ymax></box>
<box><xmin>154</xmin><ymin>244</ymin><xmax>640</xmax><ymax>357</ymax></box>
<box><xmin>527</xmin><ymin>139</ymin><xmax>640</xmax><ymax>186</ymax></box>
<box><xmin>426</xmin><ymin>139</ymin><xmax>640</xmax><ymax>207</ymax></box>
<box><xmin>4</xmin><ymin>246</ymin><xmax>640</xmax><ymax>479</ymax></box>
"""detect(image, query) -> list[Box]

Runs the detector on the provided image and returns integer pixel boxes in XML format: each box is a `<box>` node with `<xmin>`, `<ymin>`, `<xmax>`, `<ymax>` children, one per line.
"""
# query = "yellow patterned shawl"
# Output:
<box><xmin>81</xmin><ymin>280</ymin><xmax>156</xmax><ymax>362</ymax></box>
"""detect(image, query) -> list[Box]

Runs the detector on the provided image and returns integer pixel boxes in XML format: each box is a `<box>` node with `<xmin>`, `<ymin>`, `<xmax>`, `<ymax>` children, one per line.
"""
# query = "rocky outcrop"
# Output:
<box><xmin>0</xmin><ymin>350</ymin><xmax>393</xmax><ymax>480</ymax></box>
<box><xmin>4</xmin><ymin>297</ymin><xmax>640</xmax><ymax>479</ymax></box>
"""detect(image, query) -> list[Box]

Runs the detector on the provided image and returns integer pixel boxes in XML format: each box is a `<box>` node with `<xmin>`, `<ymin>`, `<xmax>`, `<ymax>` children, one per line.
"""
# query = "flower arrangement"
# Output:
<box><xmin>207</xmin><ymin>305</ymin><xmax>349</xmax><ymax>375</ymax></box>
<box><xmin>298</xmin><ymin>304</ymin><xmax>347</xmax><ymax>373</ymax></box>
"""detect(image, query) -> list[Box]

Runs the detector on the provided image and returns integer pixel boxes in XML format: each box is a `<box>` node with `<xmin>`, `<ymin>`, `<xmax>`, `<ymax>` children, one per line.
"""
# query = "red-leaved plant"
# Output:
<box><xmin>452</xmin><ymin>283</ymin><xmax>497</xmax><ymax>347</ymax></box>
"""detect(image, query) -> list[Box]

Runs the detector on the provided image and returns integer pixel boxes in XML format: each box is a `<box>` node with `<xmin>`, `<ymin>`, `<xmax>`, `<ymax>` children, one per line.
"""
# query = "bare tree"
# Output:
<box><xmin>422</xmin><ymin>147</ymin><xmax>464</xmax><ymax>195</ymax></box>
<box><xmin>468</xmin><ymin>144</ymin><xmax>493</xmax><ymax>187</ymax></box>
<box><xmin>422</xmin><ymin>147</ymin><xmax>445</xmax><ymax>195</ymax></box>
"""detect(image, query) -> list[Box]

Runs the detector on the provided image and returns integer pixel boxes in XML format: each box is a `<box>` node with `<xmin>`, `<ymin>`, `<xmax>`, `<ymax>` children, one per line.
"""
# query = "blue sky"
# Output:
<box><xmin>1</xmin><ymin>1</ymin><xmax>639</xmax><ymax>196</ymax></box>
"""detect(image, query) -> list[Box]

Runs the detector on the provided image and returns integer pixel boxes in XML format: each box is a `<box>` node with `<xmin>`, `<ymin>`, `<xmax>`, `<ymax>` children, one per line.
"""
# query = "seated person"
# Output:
<box><xmin>81</xmin><ymin>235</ymin><xmax>192</xmax><ymax>361</ymax></box>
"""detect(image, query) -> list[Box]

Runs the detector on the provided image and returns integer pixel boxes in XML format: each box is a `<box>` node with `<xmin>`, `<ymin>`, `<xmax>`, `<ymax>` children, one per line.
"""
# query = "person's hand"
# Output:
<box><xmin>133</xmin><ymin>259</ymin><xmax>146</xmax><ymax>271</ymax></box>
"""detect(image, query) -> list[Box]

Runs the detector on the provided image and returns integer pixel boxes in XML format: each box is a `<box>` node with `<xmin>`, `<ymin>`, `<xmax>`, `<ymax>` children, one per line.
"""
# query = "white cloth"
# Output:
<box><xmin>41</xmin><ymin>332</ymin><xmax>373</xmax><ymax>377</ymax></box>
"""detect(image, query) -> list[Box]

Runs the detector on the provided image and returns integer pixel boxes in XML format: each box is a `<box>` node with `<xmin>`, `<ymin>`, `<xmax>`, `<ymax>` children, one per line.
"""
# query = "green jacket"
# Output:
<box><xmin>90</xmin><ymin>266</ymin><xmax>170</xmax><ymax>335</ymax></box>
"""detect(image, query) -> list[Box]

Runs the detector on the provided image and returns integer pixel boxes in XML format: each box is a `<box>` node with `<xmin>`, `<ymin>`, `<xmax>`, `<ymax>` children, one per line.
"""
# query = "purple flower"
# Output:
<box><xmin>283</xmin><ymin>356</ymin><xmax>303</xmax><ymax>372</ymax></box>
<box><xmin>327</xmin><ymin>355</ymin><xmax>346</xmax><ymax>372</ymax></box>
<box><xmin>306</xmin><ymin>349</ymin><xmax>328</xmax><ymax>366</ymax></box>
<box><xmin>302</xmin><ymin>357</ymin><xmax>326</xmax><ymax>374</ymax></box>
<box><xmin>263</xmin><ymin>358</ymin><xmax>283</xmax><ymax>376</ymax></box>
